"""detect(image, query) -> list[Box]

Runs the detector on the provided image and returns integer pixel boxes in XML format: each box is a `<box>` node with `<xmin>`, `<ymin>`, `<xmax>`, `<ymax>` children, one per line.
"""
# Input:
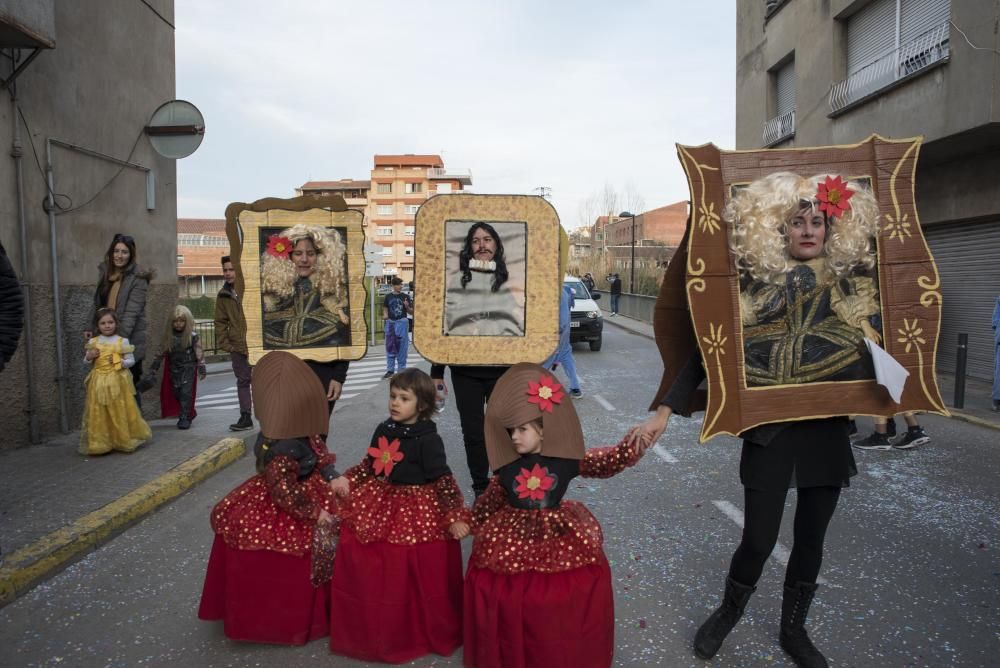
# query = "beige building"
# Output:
<box><xmin>737</xmin><ymin>0</ymin><xmax>1000</xmax><ymax>380</ymax></box>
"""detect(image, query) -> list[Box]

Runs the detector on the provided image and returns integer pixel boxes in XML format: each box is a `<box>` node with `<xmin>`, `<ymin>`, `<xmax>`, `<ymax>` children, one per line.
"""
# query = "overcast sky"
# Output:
<box><xmin>175</xmin><ymin>1</ymin><xmax>736</xmax><ymax>229</ymax></box>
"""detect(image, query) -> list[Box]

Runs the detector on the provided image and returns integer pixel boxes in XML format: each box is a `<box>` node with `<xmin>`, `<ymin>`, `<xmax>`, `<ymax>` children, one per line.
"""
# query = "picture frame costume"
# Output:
<box><xmin>652</xmin><ymin>135</ymin><xmax>948</xmax><ymax>441</ymax></box>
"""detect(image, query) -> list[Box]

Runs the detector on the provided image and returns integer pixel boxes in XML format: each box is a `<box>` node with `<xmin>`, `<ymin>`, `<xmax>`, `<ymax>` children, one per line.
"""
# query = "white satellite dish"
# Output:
<box><xmin>145</xmin><ymin>99</ymin><xmax>206</xmax><ymax>159</ymax></box>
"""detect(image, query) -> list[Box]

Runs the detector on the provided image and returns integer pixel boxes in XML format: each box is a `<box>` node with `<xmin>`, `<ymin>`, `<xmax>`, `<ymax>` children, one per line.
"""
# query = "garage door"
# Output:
<box><xmin>924</xmin><ymin>220</ymin><xmax>1000</xmax><ymax>382</ymax></box>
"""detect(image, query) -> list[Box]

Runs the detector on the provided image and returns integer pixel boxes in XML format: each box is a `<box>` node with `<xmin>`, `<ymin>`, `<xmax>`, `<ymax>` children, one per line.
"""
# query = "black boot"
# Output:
<box><xmin>693</xmin><ymin>577</ymin><xmax>756</xmax><ymax>660</ymax></box>
<box><xmin>177</xmin><ymin>415</ymin><xmax>191</xmax><ymax>430</ymax></box>
<box><xmin>779</xmin><ymin>581</ymin><xmax>828</xmax><ymax>667</ymax></box>
<box><xmin>229</xmin><ymin>412</ymin><xmax>253</xmax><ymax>431</ymax></box>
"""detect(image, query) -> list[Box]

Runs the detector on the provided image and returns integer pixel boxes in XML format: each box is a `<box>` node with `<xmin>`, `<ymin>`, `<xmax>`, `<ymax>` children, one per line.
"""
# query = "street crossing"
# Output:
<box><xmin>195</xmin><ymin>354</ymin><xmax>424</xmax><ymax>411</ymax></box>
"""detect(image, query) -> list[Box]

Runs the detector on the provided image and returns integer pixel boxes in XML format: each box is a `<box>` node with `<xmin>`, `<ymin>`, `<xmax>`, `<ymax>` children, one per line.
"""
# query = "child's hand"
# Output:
<box><xmin>329</xmin><ymin>476</ymin><xmax>350</xmax><ymax>498</ymax></box>
<box><xmin>318</xmin><ymin>508</ymin><xmax>334</xmax><ymax>524</ymax></box>
<box><xmin>198</xmin><ymin>363</ymin><xmax>207</xmax><ymax>381</ymax></box>
<box><xmin>448</xmin><ymin>521</ymin><xmax>470</xmax><ymax>539</ymax></box>
<box><xmin>85</xmin><ymin>348</ymin><xmax>100</xmax><ymax>361</ymax></box>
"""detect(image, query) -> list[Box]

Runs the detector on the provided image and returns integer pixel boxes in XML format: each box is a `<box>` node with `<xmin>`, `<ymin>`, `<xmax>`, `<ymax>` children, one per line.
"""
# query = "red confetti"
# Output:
<box><xmin>638</xmin><ymin>619</ymin><xmax>647</xmax><ymax>629</ymax></box>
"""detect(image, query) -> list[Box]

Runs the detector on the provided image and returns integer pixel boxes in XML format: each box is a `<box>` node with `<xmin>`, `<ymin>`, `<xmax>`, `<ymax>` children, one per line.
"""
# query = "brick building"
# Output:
<box><xmin>176</xmin><ymin>218</ymin><xmax>229</xmax><ymax>297</ymax></box>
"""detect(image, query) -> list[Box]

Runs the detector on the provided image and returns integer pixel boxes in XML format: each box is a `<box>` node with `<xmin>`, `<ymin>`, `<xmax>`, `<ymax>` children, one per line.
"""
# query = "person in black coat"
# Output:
<box><xmin>0</xmin><ymin>240</ymin><xmax>24</xmax><ymax>374</ymax></box>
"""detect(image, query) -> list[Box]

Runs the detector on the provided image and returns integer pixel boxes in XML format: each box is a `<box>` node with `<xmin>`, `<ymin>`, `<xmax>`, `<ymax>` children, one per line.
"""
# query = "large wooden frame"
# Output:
<box><xmin>413</xmin><ymin>194</ymin><xmax>561</xmax><ymax>365</ymax></box>
<box><xmin>225</xmin><ymin>194</ymin><xmax>367</xmax><ymax>365</ymax></box>
<box><xmin>652</xmin><ymin>135</ymin><xmax>948</xmax><ymax>442</ymax></box>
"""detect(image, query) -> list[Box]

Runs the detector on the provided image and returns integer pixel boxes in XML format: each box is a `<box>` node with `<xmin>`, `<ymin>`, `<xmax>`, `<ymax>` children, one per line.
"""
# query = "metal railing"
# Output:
<box><xmin>427</xmin><ymin>167</ymin><xmax>472</xmax><ymax>179</ymax></box>
<box><xmin>763</xmin><ymin>109</ymin><xmax>795</xmax><ymax>146</ymax></box>
<box><xmin>194</xmin><ymin>320</ymin><xmax>219</xmax><ymax>355</ymax></box>
<box><xmin>830</xmin><ymin>21</ymin><xmax>950</xmax><ymax>114</ymax></box>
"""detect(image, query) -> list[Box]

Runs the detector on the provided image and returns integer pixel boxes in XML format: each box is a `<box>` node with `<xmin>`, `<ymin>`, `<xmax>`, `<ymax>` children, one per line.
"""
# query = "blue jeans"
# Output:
<box><xmin>544</xmin><ymin>327</ymin><xmax>580</xmax><ymax>391</ymax></box>
<box><xmin>610</xmin><ymin>293</ymin><xmax>620</xmax><ymax>314</ymax></box>
<box><xmin>385</xmin><ymin>319</ymin><xmax>409</xmax><ymax>372</ymax></box>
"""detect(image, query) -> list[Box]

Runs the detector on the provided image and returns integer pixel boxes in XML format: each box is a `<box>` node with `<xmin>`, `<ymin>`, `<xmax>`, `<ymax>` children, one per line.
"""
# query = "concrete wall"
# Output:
<box><xmin>736</xmin><ymin>0</ymin><xmax>999</xmax><ymax>149</ymax></box>
<box><xmin>0</xmin><ymin>0</ymin><xmax>177</xmax><ymax>447</ymax></box>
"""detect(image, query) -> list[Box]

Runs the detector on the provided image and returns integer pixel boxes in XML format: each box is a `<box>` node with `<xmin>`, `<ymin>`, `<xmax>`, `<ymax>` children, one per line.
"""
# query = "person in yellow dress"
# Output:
<box><xmin>80</xmin><ymin>307</ymin><xmax>152</xmax><ymax>455</ymax></box>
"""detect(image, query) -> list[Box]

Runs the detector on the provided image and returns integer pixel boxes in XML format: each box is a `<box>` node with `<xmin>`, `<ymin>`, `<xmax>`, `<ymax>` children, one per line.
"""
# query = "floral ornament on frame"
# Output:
<box><xmin>527</xmin><ymin>374</ymin><xmax>564</xmax><ymax>413</ymax></box>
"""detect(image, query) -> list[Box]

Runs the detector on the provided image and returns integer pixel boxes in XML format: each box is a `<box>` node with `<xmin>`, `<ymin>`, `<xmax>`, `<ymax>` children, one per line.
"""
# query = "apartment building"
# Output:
<box><xmin>737</xmin><ymin>0</ymin><xmax>1000</xmax><ymax>379</ymax></box>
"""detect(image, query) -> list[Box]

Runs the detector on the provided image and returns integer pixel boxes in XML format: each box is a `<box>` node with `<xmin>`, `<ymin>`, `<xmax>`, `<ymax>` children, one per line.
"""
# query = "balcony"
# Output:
<box><xmin>427</xmin><ymin>167</ymin><xmax>473</xmax><ymax>185</ymax></box>
<box><xmin>763</xmin><ymin>109</ymin><xmax>795</xmax><ymax>146</ymax></box>
<box><xmin>829</xmin><ymin>21</ymin><xmax>950</xmax><ymax>115</ymax></box>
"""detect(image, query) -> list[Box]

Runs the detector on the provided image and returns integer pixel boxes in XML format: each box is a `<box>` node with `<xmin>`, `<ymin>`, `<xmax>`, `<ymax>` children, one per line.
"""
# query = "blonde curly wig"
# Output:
<box><xmin>726</xmin><ymin>172</ymin><xmax>879</xmax><ymax>286</ymax></box>
<box><xmin>260</xmin><ymin>224</ymin><xmax>349</xmax><ymax>313</ymax></box>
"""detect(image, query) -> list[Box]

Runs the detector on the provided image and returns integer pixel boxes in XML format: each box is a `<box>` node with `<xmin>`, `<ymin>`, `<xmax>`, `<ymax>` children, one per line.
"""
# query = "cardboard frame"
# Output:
<box><xmin>413</xmin><ymin>194</ymin><xmax>561</xmax><ymax>365</ymax></box>
<box><xmin>225</xmin><ymin>194</ymin><xmax>368</xmax><ymax>365</ymax></box>
<box><xmin>651</xmin><ymin>135</ymin><xmax>948</xmax><ymax>442</ymax></box>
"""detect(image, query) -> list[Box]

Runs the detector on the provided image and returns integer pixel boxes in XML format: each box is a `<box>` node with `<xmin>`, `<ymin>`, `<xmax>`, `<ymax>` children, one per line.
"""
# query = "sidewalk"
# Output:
<box><xmin>0</xmin><ymin>418</ymin><xmax>246</xmax><ymax>607</ymax></box>
<box><xmin>601</xmin><ymin>308</ymin><xmax>1000</xmax><ymax>431</ymax></box>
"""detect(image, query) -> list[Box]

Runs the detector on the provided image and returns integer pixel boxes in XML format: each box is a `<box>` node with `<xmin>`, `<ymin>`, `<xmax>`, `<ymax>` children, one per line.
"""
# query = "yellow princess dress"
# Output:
<box><xmin>80</xmin><ymin>335</ymin><xmax>152</xmax><ymax>455</ymax></box>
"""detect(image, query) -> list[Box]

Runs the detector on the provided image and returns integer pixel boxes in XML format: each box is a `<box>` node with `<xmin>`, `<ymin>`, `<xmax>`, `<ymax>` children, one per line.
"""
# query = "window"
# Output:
<box><xmin>377</xmin><ymin>226</ymin><xmax>393</xmax><ymax>237</ymax></box>
<box><xmin>176</xmin><ymin>255</ymin><xmax>184</xmax><ymax>264</ymax></box>
<box><xmin>404</xmin><ymin>247</ymin><xmax>414</xmax><ymax>256</ymax></box>
<box><xmin>377</xmin><ymin>204</ymin><xmax>393</xmax><ymax>216</ymax></box>
<box><xmin>404</xmin><ymin>226</ymin><xmax>415</xmax><ymax>236</ymax></box>
<box><xmin>382</xmin><ymin>246</ymin><xmax>393</xmax><ymax>256</ymax></box>
<box><xmin>436</xmin><ymin>183</ymin><xmax>452</xmax><ymax>194</ymax></box>
<box><xmin>404</xmin><ymin>204</ymin><xmax>420</xmax><ymax>215</ymax></box>
<box><xmin>832</xmin><ymin>0</ymin><xmax>950</xmax><ymax>113</ymax></box>
<box><xmin>764</xmin><ymin>58</ymin><xmax>795</xmax><ymax>145</ymax></box>
<box><xmin>404</xmin><ymin>182</ymin><xmax>422</xmax><ymax>194</ymax></box>
<box><xmin>376</xmin><ymin>183</ymin><xmax>392</xmax><ymax>194</ymax></box>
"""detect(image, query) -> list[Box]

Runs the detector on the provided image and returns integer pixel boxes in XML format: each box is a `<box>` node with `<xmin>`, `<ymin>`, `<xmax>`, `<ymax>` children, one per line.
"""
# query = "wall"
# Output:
<box><xmin>0</xmin><ymin>0</ymin><xmax>177</xmax><ymax>447</ymax></box>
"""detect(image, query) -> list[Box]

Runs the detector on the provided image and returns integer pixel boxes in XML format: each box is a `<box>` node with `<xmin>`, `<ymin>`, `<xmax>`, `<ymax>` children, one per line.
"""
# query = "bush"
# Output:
<box><xmin>181</xmin><ymin>295</ymin><xmax>216</xmax><ymax>320</ymax></box>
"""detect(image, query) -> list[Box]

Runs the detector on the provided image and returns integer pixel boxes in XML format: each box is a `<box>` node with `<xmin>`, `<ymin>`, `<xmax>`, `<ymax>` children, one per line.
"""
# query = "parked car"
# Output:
<box><xmin>564</xmin><ymin>275</ymin><xmax>603</xmax><ymax>351</ymax></box>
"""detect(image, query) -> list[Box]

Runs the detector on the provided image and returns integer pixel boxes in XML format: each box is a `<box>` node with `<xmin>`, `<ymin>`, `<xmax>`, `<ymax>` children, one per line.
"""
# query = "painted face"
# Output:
<box><xmin>470</xmin><ymin>228</ymin><xmax>497</xmax><ymax>262</ymax></box>
<box><xmin>290</xmin><ymin>238</ymin><xmax>318</xmax><ymax>278</ymax></box>
<box><xmin>511</xmin><ymin>422</ymin><xmax>543</xmax><ymax>455</ymax></box>
<box><xmin>388</xmin><ymin>386</ymin><xmax>420</xmax><ymax>424</ymax></box>
<box><xmin>222</xmin><ymin>261</ymin><xmax>236</xmax><ymax>284</ymax></box>
<box><xmin>112</xmin><ymin>242</ymin><xmax>131</xmax><ymax>268</ymax></box>
<box><xmin>97</xmin><ymin>313</ymin><xmax>117</xmax><ymax>336</ymax></box>
<box><xmin>787</xmin><ymin>207</ymin><xmax>827</xmax><ymax>261</ymax></box>
<box><xmin>173</xmin><ymin>317</ymin><xmax>186</xmax><ymax>332</ymax></box>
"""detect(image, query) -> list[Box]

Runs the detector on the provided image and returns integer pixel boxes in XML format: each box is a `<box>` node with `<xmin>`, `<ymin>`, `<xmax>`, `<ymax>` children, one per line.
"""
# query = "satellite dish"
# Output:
<box><xmin>145</xmin><ymin>99</ymin><xmax>206</xmax><ymax>159</ymax></box>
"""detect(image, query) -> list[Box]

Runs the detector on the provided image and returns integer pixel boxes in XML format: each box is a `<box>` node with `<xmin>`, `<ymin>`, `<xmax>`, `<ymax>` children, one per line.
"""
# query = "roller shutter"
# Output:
<box><xmin>900</xmin><ymin>0</ymin><xmax>950</xmax><ymax>44</ymax></box>
<box><xmin>775</xmin><ymin>60</ymin><xmax>795</xmax><ymax>116</ymax></box>
<box><xmin>847</xmin><ymin>0</ymin><xmax>897</xmax><ymax>74</ymax></box>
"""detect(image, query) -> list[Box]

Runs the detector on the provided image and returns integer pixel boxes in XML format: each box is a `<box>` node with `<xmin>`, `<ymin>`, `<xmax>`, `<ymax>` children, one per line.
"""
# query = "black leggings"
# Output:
<box><xmin>728</xmin><ymin>486</ymin><xmax>841</xmax><ymax>587</ymax></box>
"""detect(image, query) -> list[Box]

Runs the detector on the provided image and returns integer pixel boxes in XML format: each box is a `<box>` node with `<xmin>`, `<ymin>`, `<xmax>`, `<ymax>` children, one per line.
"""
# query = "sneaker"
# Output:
<box><xmin>229</xmin><ymin>412</ymin><xmax>253</xmax><ymax>431</ymax></box>
<box><xmin>609</xmin><ymin>312</ymin><xmax>617</xmax><ymax>317</ymax></box>
<box><xmin>383</xmin><ymin>371</ymin><xmax>394</xmax><ymax>379</ymax></box>
<box><xmin>853</xmin><ymin>431</ymin><xmax>891</xmax><ymax>450</ymax></box>
<box><xmin>177</xmin><ymin>417</ymin><xmax>191</xmax><ymax>430</ymax></box>
<box><xmin>570</xmin><ymin>388</ymin><xmax>583</xmax><ymax>398</ymax></box>
<box><xmin>894</xmin><ymin>428</ymin><xmax>930</xmax><ymax>450</ymax></box>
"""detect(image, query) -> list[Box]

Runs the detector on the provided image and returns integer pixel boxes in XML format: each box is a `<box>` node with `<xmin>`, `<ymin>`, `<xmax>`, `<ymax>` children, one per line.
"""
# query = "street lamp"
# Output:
<box><xmin>619</xmin><ymin>211</ymin><xmax>636</xmax><ymax>293</ymax></box>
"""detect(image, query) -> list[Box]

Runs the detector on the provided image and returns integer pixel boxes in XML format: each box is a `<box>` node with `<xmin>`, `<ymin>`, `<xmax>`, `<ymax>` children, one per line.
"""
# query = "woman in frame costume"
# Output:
<box><xmin>463</xmin><ymin>362</ymin><xmax>646</xmax><ymax>668</ymax></box>
<box><xmin>198</xmin><ymin>351</ymin><xmax>343</xmax><ymax>645</ymax></box>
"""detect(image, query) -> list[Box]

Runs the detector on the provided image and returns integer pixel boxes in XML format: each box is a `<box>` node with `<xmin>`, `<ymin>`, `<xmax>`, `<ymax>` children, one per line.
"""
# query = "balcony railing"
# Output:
<box><xmin>830</xmin><ymin>21</ymin><xmax>950</xmax><ymax>114</ymax></box>
<box><xmin>763</xmin><ymin>109</ymin><xmax>795</xmax><ymax>146</ymax></box>
<box><xmin>427</xmin><ymin>167</ymin><xmax>473</xmax><ymax>185</ymax></box>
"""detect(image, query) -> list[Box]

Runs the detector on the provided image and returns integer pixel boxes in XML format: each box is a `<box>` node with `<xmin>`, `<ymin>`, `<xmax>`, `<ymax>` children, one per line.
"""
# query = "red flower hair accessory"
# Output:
<box><xmin>514</xmin><ymin>463</ymin><xmax>555</xmax><ymax>500</ymax></box>
<box><xmin>368</xmin><ymin>436</ymin><xmax>404</xmax><ymax>476</ymax></box>
<box><xmin>526</xmin><ymin>374</ymin><xmax>564</xmax><ymax>413</ymax></box>
<box><xmin>266</xmin><ymin>234</ymin><xmax>293</xmax><ymax>259</ymax></box>
<box><xmin>816</xmin><ymin>175</ymin><xmax>854</xmax><ymax>219</ymax></box>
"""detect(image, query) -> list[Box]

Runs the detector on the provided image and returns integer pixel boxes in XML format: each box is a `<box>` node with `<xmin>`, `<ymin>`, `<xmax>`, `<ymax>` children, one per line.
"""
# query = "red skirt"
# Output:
<box><xmin>463</xmin><ymin>555</ymin><xmax>615</xmax><ymax>668</ymax></box>
<box><xmin>328</xmin><ymin>524</ymin><xmax>464</xmax><ymax>663</ymax></box>
<box><xmin>198</xmin><ymin>535</ymin><xmax>330</xmax><ymax>645</ymax></box>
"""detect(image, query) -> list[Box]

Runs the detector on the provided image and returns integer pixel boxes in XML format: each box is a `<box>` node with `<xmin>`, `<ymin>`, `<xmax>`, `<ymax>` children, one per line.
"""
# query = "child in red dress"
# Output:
<box><xmin>329</xmin><ymin>368</ymin><xmax>470</xmax><ymax>663</ymax></box>
<box><xmin>463</xmin><ymin>362</ymin><xmax>648</xmax><ymax>668</ymax></box>
<box><xmin>198</xmin><ymin>351</ymin><xmax>348</xmax><ymax>644</ymax></box>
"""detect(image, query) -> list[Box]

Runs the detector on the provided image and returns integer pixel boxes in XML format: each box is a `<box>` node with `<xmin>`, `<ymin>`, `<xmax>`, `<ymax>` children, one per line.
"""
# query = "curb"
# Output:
<box><xmin>601</xmin><ymin>313</ymin><xmax>1000</xmax><ymax>431</ymax></box>
<box><xmin>0</xmin><ymin>437</ymin><xmax>247</xmax><ymax>609</ymax></box>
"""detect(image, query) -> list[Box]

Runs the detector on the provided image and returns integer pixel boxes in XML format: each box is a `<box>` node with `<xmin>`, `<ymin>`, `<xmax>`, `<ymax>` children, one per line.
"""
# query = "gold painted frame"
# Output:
<box><xmin>413</xmin><ymin>194</ymin><xmax>561</xmax><ymax>365</ymax></box>
<box><xmin>651</xmin><ymin>135</ymin><xmax>947</xmax><ymax>442</ymax></box>
<box><xmin>225</xmin><ymin>194</ymin><xmax>368</xmax><ymax>365</ymax></box>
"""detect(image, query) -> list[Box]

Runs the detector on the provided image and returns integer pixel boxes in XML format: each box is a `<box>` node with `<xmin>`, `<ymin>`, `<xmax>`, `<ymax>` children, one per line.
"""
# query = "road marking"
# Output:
<box><xmin>194</xmin><ymin>397</ymin><xmax>243</xmax><ymax>407</ymax></box>
<box><xmin>592</xmin><ymin>394</ymin><xmax>616</xmax><ymax>411</ymax></box>
<box><xmin>710</xmin><ymin>500</ymin><xmax>827</xmax><ymax>584</ymax></box>
<box><xmin>653</xmin><ymin>445</ymin><xmax>678</xmax><ymax>463</ymax></box>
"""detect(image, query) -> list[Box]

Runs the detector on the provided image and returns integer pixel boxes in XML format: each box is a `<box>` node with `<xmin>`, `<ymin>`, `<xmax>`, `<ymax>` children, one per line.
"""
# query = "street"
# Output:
<box><xmin>1</xmin><ymin>325</ymin><xmax>998</xmax><ymax>667</ymax></box>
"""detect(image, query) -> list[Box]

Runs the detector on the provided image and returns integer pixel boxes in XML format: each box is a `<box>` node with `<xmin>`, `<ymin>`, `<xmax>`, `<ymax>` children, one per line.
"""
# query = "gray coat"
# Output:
<box><xmin>92</xmin><ymin>263</ymin><xmax>152</xmax><ymax>361</ymax></box>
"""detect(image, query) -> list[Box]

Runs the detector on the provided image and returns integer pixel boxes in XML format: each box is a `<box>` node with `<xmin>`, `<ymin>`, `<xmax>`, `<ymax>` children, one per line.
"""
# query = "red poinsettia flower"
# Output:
<box><xmin>367</xmin><ymin>436</ymin><xmax>404</xmax><ymax>476</ymax></box>
<box><xmin>266</xmin><ymin>234</ymin><xmax>293</xmax><ymax>259</ymax></box>
<box><xmin>816</xmin><ymin>175</ymin><xmax>854</xmax><ymax>219</ymax></box>
<box><xmin>514</xmin><ymin>463</ymin><xmax>555</xmax><ymax>501</ymax></box>
<box><xmin>526</xmin><ymin>374</ymin><xmax>564</xmax><ymax>413</ymax></box>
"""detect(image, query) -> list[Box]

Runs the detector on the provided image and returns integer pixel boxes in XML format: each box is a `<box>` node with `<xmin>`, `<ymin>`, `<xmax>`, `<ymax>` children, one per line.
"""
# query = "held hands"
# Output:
<box><xmin>318</xmin><ymin>508</ymin><xmax>335</xmax><ymax>525</ymax></box>
<box><xmin>448</xmin><ymin>521</ymin><xmax>470</xmax><ymax>540</ymax></box>
<box><xmin>329</xmin><ymin>476</ymin><xmax>350</xmax><ymax>498</ymax></box>
<box><xmin>626</xmin><ymin>405</ymin><xmax>673</xmax><ymax>451</ymax></box>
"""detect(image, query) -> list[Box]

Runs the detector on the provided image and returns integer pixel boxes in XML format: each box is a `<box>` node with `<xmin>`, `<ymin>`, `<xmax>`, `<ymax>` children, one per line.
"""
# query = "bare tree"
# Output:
<box><xmin>622</xmin><ymin>181</ymin><xmax>646</xmax><ymax>216</ymax></box>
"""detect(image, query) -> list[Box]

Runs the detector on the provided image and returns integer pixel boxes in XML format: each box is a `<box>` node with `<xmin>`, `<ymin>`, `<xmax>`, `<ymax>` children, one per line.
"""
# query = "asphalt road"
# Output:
<box><xmin>1</xmin><ymin>326</ymin><xmax>998</xmax><ymax>667</ymax></box>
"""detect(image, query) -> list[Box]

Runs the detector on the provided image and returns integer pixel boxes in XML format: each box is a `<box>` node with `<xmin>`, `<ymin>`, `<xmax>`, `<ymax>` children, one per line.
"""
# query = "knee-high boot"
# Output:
<box><xmin>779</xmin><ymin>581</ymin><xmax>828</xmax><ymax>667</ymax></box>
<box><xmin>693</xmin><ymin>576</ymin><xmax>756</xmax><ymax>660</ymax></box>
